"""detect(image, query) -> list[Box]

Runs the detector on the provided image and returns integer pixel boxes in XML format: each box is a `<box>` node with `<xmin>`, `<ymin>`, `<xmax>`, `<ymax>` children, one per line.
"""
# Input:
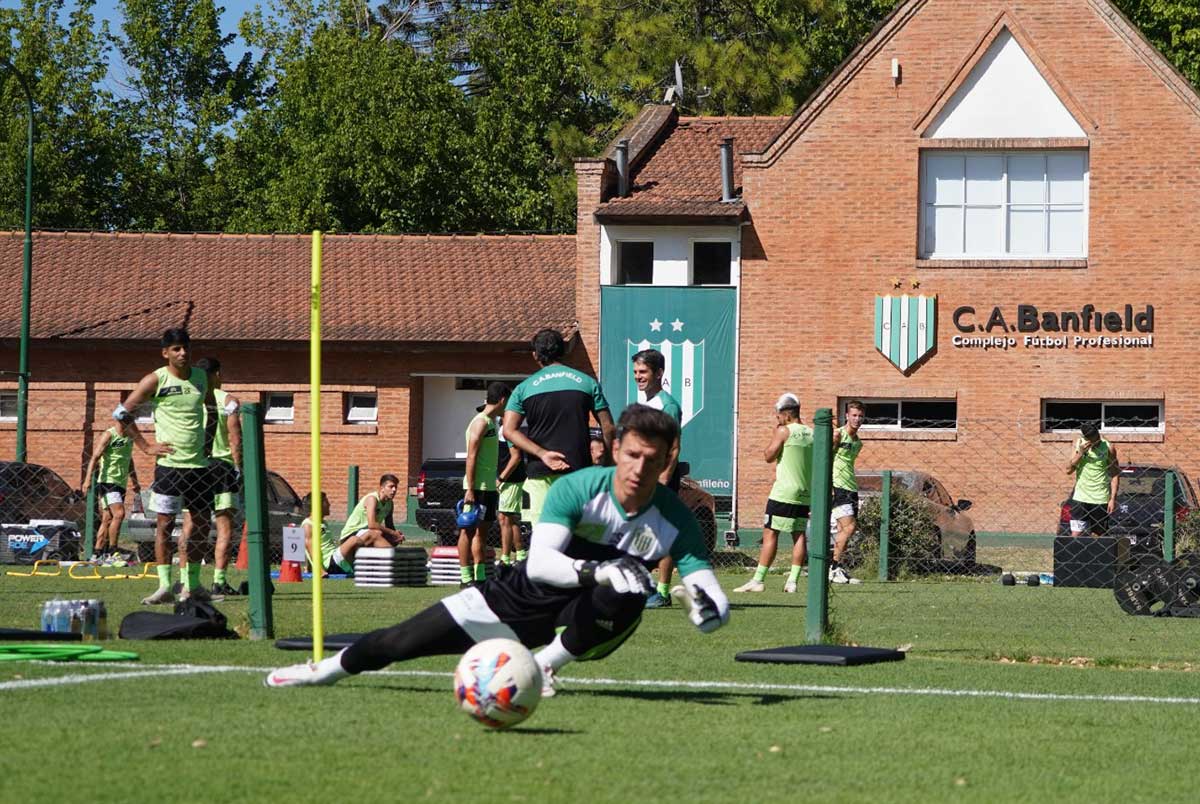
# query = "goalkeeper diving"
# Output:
<box><xmin>266</xmin><ymin>404</ymin><xmax>730</xmax><ymax>694</ymax></box>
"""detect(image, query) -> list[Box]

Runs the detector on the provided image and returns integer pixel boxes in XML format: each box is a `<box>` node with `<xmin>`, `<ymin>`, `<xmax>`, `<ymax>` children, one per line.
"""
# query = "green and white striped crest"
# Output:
<box><xmin>875</xmin><ymin>294</ymin><xmax>937</xmax><ymax>374</ymax></box>
<box><xmin>626</xmin><ymin>338</ymin><xmax>705</xmax><ymax>426</ymax></box>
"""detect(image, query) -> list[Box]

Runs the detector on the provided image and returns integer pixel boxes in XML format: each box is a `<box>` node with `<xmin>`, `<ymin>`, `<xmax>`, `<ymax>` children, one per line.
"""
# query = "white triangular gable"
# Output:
<box><xmin>926</xmin><ymin>29</ymin><xmax>1085</xmax><ymax>138</ymax></box>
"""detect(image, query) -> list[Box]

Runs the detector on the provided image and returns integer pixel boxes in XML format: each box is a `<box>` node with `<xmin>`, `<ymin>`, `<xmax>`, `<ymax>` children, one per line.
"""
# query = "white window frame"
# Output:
<box><xmin>1042</xmin><ymin>399</ymin><xmax>1163</xmax><ymax>434</ymax></box>
<box><xmin>843</xmin><ymin>398</ymin><xmax>958</xmax><ymax>432</ymax></box>
<box><xmin>263</xmin><ymin>392</ymin><xmax>295</xmax><ymax>424</ymax></box>
<box><xmin>0</xmin><ymin>391</ymin><xmax>16</xmax><ymax>422</ymax></box>
<box><xmin>344</xmin><ymin>392</ymin><xmax>378</xmax><ymax>424</ymax></box>
<box><xmin>615</xmin><ymin>240</ymin><xmax>655</xmax><ymax>285</ymax></box>
<box><xmin>919</xmin><ymin>150</ymin><xmax>1088</xmax><ymax>259</ymax></box>
<box><xmin>688</xmin><ymin>239</ymin><xmax>734</xmax><ymax>286</ymax></box>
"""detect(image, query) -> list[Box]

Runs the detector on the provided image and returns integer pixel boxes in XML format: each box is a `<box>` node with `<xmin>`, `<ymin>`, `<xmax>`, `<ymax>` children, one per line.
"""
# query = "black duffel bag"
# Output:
<box><xmin>118</xmin><ymin>598</ymin><xmax>238</xmax><ymax>640</ymax></box>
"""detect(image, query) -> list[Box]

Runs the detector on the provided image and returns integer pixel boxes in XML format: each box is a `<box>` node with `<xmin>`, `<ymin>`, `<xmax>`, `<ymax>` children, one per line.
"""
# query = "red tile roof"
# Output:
<box><xmin>0</xmin><ymin>231</ymin><xmax>576</xmax><ymax>344</ymax></box>
<box><xmin>596</xmin><ymin>115</ymin><xmax>790</xmax><ymax>222</ymax></box>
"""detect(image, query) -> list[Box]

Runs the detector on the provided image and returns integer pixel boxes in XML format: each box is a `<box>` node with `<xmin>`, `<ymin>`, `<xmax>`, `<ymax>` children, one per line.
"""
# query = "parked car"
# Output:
<box><xmin>415</xmin><ymin>459</ymin><xmax>719</xmax><ymax>553</ymax></box>
<box><xmin>1055</xmin><ymin>464</ymin><xmax>1197</xmax><ymax>552</ymax></box>
<box><xmin>855</xmin><ymin>469</ymin><xmax>976</xmax><ymax>564</ymax></box>
<box><xmin>0</xmin><ymin>461</ymin><xmax>86</xmax><ymax>562</ymax></box>
<box><xmin>126</xmin><ymin>469</ymin><xmax>304</xmax><ymax>562</ymax></box>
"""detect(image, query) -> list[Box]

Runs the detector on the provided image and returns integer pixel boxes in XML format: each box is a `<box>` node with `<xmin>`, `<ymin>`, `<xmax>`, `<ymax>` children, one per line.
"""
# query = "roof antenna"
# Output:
<box><xmin>662</xmin><ymin>60</ymin><xmax>685</xmax><ymax>105</ymax></box>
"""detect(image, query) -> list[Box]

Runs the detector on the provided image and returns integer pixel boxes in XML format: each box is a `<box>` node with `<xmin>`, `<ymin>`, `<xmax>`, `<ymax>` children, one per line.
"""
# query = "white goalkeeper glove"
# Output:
<box><xmin>671</xmin><ymin>570</ymin><xmax>730</xmax><ymax>633</ymax></box>
<box><xmin>577</xmin><ymin>556</ymin><xmax>654</xmax><ymax>595</ymax></box>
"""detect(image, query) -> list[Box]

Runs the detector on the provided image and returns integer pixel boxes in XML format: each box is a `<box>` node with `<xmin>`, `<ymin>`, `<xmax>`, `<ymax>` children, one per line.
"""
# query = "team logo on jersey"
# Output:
<box><xmin>875</xmin><ymin>294</ymin><xmax>937</xmax><ymax>375</ymax></box>
<box><xmin>629</xmin><ymin>525</ymin><xmax>656</xmax><ymax>556</ymax></box>
<box><xmin>625</xmin><ymin>333</ymin><xmax>705</xmax><ymax>426</ymax></box>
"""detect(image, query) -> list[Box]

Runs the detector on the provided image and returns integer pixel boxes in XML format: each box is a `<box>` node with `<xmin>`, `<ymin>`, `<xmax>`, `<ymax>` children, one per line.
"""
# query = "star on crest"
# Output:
<box><xmin>649</xmin><ymin>318</ymin><xmax>663</xmax><ymax>332</ymax></box>
<box><xmin>910</xmin><ymin>278</ymin><xmax>921</xmax><ymax>290</ymax></box>
<box><xmin>891</xmin><ymin>277</ymin><xmax>903</xmax><ymax>289</ymax></box>
<box><xmin>670</xmin><ymin>319</ymin><xmax>684</xmax><ymax>332</ymax></box>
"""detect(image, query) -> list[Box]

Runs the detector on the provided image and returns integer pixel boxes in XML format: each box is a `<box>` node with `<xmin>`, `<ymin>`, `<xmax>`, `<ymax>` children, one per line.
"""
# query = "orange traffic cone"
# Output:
<box><xmin>234</xmin><ymin>522</ymin><xmax>250</xmax><ymax>570</ymax></box>
<box><xmin>279</xmin><ymin>559</ymin><xmax>302</xmax><ymax>583</ymax></box>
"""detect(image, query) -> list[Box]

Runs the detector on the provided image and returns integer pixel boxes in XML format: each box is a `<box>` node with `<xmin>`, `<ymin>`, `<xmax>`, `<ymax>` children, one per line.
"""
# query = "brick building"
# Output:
<box><xmin>3</xmin><ymin>0</ymin><xmax>1198</xmax><ymax>537</ymax></box>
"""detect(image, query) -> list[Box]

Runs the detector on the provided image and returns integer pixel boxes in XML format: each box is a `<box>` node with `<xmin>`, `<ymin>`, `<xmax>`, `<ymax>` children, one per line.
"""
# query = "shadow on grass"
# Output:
<box><xmin>729</xmin><ymin>602</ymin><xmax>807</xmax><ymax>611</ymax></box>
<box><xmin>567</xmin><ymin>688</ymin><xmax>843</xmax><ymax>706</ymax></box>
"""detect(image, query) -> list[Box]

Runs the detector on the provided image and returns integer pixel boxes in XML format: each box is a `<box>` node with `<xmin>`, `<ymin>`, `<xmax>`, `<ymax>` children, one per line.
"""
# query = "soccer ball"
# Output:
<box><xmin>453</xmin><ymin>638</ymin><xmax>543</xmax><ymax>729</ymax></box>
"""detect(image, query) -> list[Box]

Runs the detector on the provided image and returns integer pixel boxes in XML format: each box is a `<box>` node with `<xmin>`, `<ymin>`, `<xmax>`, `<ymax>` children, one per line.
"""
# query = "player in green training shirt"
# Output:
<box><xmin>735</xmin><ymin>393</ymin><xmax>814</xmax><ymax>594</ymax></box>
<box><xmin>194</xmin><ymin>357</ymin><xmax>243</xmax><ymax>597</ymax></box>
<box><xmin>330</xmin><ymin>474</ymin><xmax>405</xmax><ymax>574</ymax></box>
<box><xmin>829</xmin><ymin>400</ymin><xmax>865</xmax><ymax>584</ymax></box>
<box><xmin>459</xmin><ymin>382</ymin><xmax>508</xmax><ymax>584</ymax></box>
<box><xmin>1066</xmin><ymin>422</ymin><xmax>1119</xmax><ymax>537</ymax></box>
<box><xmin>632</xmin><ymin>349</ymin><xmax>684</xmax><ymax>609</ymax></box>
<box><xmin>267</xmin><ymin>404</ymin><xmax>730</xmax><ymax>692</ymax></box>
<box><xmin>82</xmin><ymin>419</ymin><xmax>143</xmax><ymax>562</ymax></box>
<box><xmin>116</xmin><ymin>328</ymin><xmax>215</xmax><ymax>605</ymax></box>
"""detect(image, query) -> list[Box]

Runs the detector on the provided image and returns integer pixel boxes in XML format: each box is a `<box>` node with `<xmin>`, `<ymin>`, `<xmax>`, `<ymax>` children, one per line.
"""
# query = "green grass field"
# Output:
<box><xmin>1</xmin><ymin>565</ymin><xmax>1197</xmax><ymax>803</ymax></box>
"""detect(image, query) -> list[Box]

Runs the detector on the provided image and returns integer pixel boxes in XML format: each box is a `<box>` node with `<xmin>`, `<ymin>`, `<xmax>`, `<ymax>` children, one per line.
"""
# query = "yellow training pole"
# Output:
<box><xmin>311</xmin><ymin>230</ymin><xmax>325</xmax><ymax>661</ymax></box>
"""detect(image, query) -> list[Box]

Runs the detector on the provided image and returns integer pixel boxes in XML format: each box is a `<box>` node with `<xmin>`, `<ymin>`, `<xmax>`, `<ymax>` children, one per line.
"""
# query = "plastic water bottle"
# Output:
<box><xmin>95</xmin><ymin>600</ymin><xmax>108</xmax><ymax>640</ymax></box>
<box><xmin>55</xmin><ymin>600</ymin><xmax>72</xmax><ymax>633</ymax></box>
<box><xmin>41</xmin><ymin>599</ymin><xmax>56</xmax><ymax>632</ymax></box>
<box><xmin>1038</xmin><ymin>573</ymin><xmax>1055</xmax><ymax>587</ymax></box>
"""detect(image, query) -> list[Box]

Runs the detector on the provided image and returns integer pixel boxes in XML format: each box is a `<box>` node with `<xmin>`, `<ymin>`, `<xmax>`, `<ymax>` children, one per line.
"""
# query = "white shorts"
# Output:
<box><xmin>441</xmin><ymin>586</ymin><xmax>520</xmax><ymax>643</ymax></box>
<box><xmin>102</xmin><ymin>490</ymin><xmax>124</xmax><ymax>507</ymax></box>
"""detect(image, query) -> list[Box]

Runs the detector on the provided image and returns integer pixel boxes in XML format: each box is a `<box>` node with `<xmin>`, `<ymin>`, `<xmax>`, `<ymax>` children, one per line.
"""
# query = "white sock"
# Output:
<box><xmin>314</xmin><ymin>649</ymin><xmax>352</xmax><ymax>682</ymax></box>
<box><xmin>533</xmin><ymin>635</ymin><xmax>577</xmax><ymax>672</ymax></box>
<box><xmin>333</xmin><ymin>548</ymin><xmax>347</xmax><ymax>566</ymax></box>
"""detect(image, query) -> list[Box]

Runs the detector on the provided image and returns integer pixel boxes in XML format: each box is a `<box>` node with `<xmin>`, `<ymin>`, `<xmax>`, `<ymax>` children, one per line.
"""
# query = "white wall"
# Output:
<box><xmin>600</xmin><ymin>224</ymin><xmax>741</xmax><ymax>286</ymax></box>
<box><xmin>420</xmin><ymin>375</ymin><xmax>526</xmax><ymax>460</ymax></box>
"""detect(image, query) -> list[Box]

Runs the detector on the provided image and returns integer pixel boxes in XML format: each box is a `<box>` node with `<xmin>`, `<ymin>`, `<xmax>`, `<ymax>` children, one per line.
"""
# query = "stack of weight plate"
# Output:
<box><xmin>428</xmin><ymin>545</ymin><xmax>496</xmax><ymax>586</ymax></box>
<box><xmin>353</xmin><ymin>547</ymin><xmax>429</xmax><ymax>588</ymax></box>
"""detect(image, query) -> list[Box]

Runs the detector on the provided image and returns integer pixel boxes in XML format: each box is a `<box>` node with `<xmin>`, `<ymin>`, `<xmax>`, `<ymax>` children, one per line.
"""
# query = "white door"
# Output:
<box><xmin>420</xmin><ymin>376</ymin><xmax>526</xmax><ymax>460</ymax></box>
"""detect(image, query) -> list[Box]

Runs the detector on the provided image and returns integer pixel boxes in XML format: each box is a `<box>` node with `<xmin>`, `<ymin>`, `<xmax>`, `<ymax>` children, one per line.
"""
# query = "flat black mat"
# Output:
<box><xmin>0</xmin><ymin>627</ymin><xmax>82</xmax><ymax>642</ymax></box>
<box><xmin>275</xmin><ymin>633</ymin><xmax>363</xmax><ymax>651</ymax></box>
<box><xmin>735</xmin><ymin>644</ymin><xmax>905</xmax><ymax>666</ymax></box>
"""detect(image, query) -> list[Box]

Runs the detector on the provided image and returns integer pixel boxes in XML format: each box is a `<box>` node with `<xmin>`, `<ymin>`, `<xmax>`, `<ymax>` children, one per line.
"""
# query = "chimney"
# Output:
<box><xmin>720</xmin><ymin>137</ymin><xmax>735</xmax><ymax>202</ymax></box>
<box><xmin>615</xmin><ymin>139</ymin><xmax>630</xmax><ymax>198</ymax></box>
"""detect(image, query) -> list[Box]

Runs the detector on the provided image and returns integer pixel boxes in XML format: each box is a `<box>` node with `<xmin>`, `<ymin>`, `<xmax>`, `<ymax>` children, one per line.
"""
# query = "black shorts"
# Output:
<box><xmin>765</xmin><ymin>499</ymin><xmax>811</xmax><ymax>519</ymax></box>
<box><xmin>151</xmin><ymin>465</ymin><xmax>214</xmax><ymax>515</ymax></box>
<box><xmin>465</xmin><ymin>490</ymin><xmax>500</xmax><ymax>523</ymax></box>
<box><xmin>1069</xmin><ymin>500</ymin><xmax>1110</xmax><ymax>535</ymax></box>
<box><xmin>832</xmin><ymin>487</ymin><xmax>860</xmax><ymax>518</ymax></box>
<box><xmin>211</xmin><ymin>461</ymin><xmax>240</xmax><ymax>495</ymax></box>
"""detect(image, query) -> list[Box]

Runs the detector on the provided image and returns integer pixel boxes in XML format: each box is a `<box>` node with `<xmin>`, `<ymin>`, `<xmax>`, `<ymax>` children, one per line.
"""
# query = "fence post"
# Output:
<box><xmin>805</xmin><ymin>408</ymin><xmax>834</xmax><ymax>643</ymax></box>
<box><xmin>1164</xmin><ymin>470</ymin><xmax>1175</xmax><ymax>563</ymax></box>
<box><xmin>241</xmin><ymin>402</ymin><xmax>274</xmax><ymax>639</ymax></box>
<box><xmin>347</xmin><ymin>464</ymin><xmax>359</xmax><ymax>518</ymax></box>
<box><xmin>878</xmin><ymin>470</ymin><xmax>892</xmax><ymax>582</ymax></box>
<box><xmin>83</xmin><ymin>474</ymin><xmax>96</xmax><ymax>559</ymax></box>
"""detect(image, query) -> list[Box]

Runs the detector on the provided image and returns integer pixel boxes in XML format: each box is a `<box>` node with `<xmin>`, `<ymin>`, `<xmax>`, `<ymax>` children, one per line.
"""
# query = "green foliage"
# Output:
<box><xmin>1173</xmin><ymin>509</ymin><xmax>1200</xmax><ymax>555</ymax></box>
<box><xmin>847</xmin><ymin>488</ymin><xmax>942</xmax><ymax>577</ymax></box>
<box><xmin>1113</xmin><ymin>0</ymin><xmax>1200</xmax><ymax>87</ymax></box>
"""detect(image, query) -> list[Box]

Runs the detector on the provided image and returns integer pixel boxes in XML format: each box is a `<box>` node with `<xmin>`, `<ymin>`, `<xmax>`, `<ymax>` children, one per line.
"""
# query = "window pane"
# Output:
<box><xmin>346</xmin><ymin>392</ymin><xmax>378</xmax><ymax>424</ymax></box>
<box><xmin>1043</xmin><ymin>401</ymin><xmax>1101</xmax><ymax>431</ymax></box>
<box><xmin>1008</xmin><ymin>154</ymin><xmax>1045</xmax><ymax>204</ymax></box>
<box><xmin>925</xmin><ymin>155</ymin><xmax>964</xmax><ymax>204</ymax></box>
<box><xmin>455</xmin><ymin>378</ymin><xmax>487</xmax><ymax>391</ymax></box>
<box><xmin>964</xmin><ymin>207</ymin><xmax>1001</xmax><ymax>254</ymax></box>
<box><xmin>930</xmin><ymin>206</ymin><xmax>963</xmax><ymax>254</ymax></box>
<box><xmin>265</xmin><ymin>393</ymin><xmax>294</xmax><ymax>422</ymax></box>
<box><xmin>1008</xmin><ymin>207</ymin><xmax>1044</xmax><ymax>254</ymax></box>
<box><xmin>1048</xmin><ymin>153</ymin><xmax>1085</xmax><ymax>204</ymax></box>
<box><xmin>1048</xmin><ymin>208</ymin><xmax>1084</xmax><ymax>254</ymax></box>
<box><xmin>965</xmin><ymin>155</ymin><xmax>1003</xmax><ymax>204</ymax></box>
<box><xmin>618</xmin><ymin>242</ymin><xmax>653</xmax><ymax>284</ymax></box>
<box><xmin>863</xmin><ymin>402</ymin><xmax>899</xmax><ymax>427</ymax></box>
<box><xmin>692</xmin><ymin>242</ymin><xmax>731</xmax><ymax>285</ymax></box>
<box><xmin>900</xmin><ymin>400</ymin><xmax>956</xmax><ymax>429</ymax></box>
<box><xmin>1105</xmin><ymin>404</ymin><xmax>1160</xmax><ymax>429</ymax></box>
<box><xmin>0</xmin><ymin>392</ymin><xmax>15</xmax><ymax>419</ymax></box>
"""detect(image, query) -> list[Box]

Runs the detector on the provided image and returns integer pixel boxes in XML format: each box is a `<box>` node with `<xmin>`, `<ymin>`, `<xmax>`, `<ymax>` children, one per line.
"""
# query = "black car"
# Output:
<box><xmin>0</xmin><ymin>461</ymin><xmax>86</xmax><ymax>562</ymax></box>
<box><xmin>1056</xmin><ymin>464</ymin><xmax>1197</xmax><ymax>550</ymax></box>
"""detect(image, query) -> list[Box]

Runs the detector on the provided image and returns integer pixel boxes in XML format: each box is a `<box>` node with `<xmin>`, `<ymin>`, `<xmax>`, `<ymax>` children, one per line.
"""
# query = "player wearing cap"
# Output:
<box><xmin>460</xmin><ymin>382</ymin><xmax>508</xmax><ymax>584</ymax></box>
<box><xmin>734</xmin><ymin>393</ymin><xmax>814</xmax><ymax>593</ymax></box>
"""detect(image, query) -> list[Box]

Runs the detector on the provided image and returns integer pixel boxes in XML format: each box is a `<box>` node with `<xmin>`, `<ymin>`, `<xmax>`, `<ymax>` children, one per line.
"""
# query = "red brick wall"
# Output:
<box><xmin>0</xmin><ymin>341</ymin><xmax>539</xmax><ymax>520</ymax></box>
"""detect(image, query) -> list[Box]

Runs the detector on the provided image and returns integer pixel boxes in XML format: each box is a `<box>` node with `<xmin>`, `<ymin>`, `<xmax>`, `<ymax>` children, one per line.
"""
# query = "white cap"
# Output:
<box><xmin>775</xmin><ymin>393</ymin><xmax>800</xmax><ymax>411</ymax></box>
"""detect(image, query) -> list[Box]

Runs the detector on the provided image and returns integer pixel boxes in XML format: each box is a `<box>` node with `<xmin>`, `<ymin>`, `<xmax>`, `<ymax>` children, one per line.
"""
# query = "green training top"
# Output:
<box><xmin>768</xmin><ymin>421</ymin><xmax>814</xmax><ymax>505</ymax></box>
<box><xmin>463</xmin><ymin>412</ymin><xmax>498</xmax><ymax>491</ymax></box>
<box><xmin>208</xmin><ymin>388</ymin><xmax>237</xmax><ymax>465</ymax></box>
<box><xmin>539</xmin><ymin>465</ymin><xmax>711</xmax><ymax>578</ymax></box>
<box><xmin>151</xmin><ymin>366</ymin><xmax>208</xmax><ymax>469</ymax></box>
<box><xmin>340</xmin><ymin>491</ymin><xmax>394</xmax><ymax>540</ymax></box>
<box><xmin>303</xmin><ymin>516</ymin><xmax>338</xmax><ymax>569</ymax></box>
<box><xmin>644</xmin><ymin>389</ymin><xmax>682</xmax><ymax>424</ymax></box>
<box><xmin>1073</xmin><ymin>438</ymin><xmax>1115</xmax><ymax>504</ymax></box>
<box><xmin>97</xmin><ymin>427</ymin><xmax>134</xmax><ymax>486</ymax></box>
<box><xmin>832</xmin><ymin>425</ymin><xmax>863</xmax><ymax>491</ymax></box>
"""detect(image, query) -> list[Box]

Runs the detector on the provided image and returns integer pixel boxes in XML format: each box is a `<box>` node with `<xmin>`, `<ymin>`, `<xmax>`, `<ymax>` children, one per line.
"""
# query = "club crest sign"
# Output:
<box><xmin>875</xmin><ymin>294</ymin><xmax>937</xmax><ymax>374</ymax></box>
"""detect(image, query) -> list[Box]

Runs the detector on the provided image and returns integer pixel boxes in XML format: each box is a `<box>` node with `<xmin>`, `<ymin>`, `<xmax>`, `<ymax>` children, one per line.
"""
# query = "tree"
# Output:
<box><xmin>1113</xmin><ymin>0</ymin><xmax>1200</xmax><ymax>88</ymax></box>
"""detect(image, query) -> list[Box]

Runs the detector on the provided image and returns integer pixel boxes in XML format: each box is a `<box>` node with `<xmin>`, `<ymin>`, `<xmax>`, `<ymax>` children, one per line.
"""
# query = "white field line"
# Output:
<box><xmin>2</xmin><ymin>662</ymin><xmax>1199</xmax><ymax>706</ymax></box>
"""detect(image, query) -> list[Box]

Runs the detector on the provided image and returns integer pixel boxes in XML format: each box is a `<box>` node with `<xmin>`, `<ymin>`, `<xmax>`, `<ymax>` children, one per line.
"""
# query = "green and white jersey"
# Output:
<box><xmin>340</xmin><ymin>492</ymin><xmax>393</xmax><ymax>540</ymax></box>
<box><xmin>303</xmin><ymin>516</ymin><xmax>337</xmax><ymax>568</ymax></box>
<box><xmin>539</xmin><ymin>466</ymin><xmax>711</xmax><ymax>577</ymax></box>
<box><xmin>97</xmin><ymin>427</ymin><xmax>134</xmax><ymax>486</ymax></box>
<box><xmin>832</xmin><ymin>426</ymin><xmax>863</xmax><ymax>491</ymax></box>
<box><xmin>207</xmin><ymin>388</ymin><xmax>238</xmax><ymax>466</ymax></box>
<box><xmin>644</xmin><ymin>389</ymin><xmax>682</xmax><ymax>424</ymax></box>
<box><xmin>1073</xmin><ymin>438</ymin><xmax>1114</xmax><ymax>505</ymax></box>
<box><xmin>463</xmin><ymin>412</ymin><xmax>498</xmax><ymax>491</ymax></box>
<box><xmin>152</xmin><ymin>366</ymin><xmax>208</xmax><ymax>469</ymax></box>
<box><xmin>506</xmin><ymin>364</ymin><xmax>609</xmax><ymax>478</ymax></box>
<box><xmin>768</xmin><ymin>422</ymin><xmax>814</xmax><ymax>505</ymax></box>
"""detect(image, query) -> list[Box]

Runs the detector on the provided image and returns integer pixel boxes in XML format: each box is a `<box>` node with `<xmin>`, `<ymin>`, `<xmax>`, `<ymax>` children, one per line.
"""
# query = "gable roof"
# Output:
<box><xmin>0</xmin><ymin>231</ymin><xmax>576</xmax><ymax>345</ymax></box>
<box><xmin>745</xmin><ymin>0</ymin><xmax>1200</xmax><ymax>168</ymax></box>
<box><xmin>595</xmin><ymin>115</ymin><xmax>790</xmax><ymax>223</ymax></box>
